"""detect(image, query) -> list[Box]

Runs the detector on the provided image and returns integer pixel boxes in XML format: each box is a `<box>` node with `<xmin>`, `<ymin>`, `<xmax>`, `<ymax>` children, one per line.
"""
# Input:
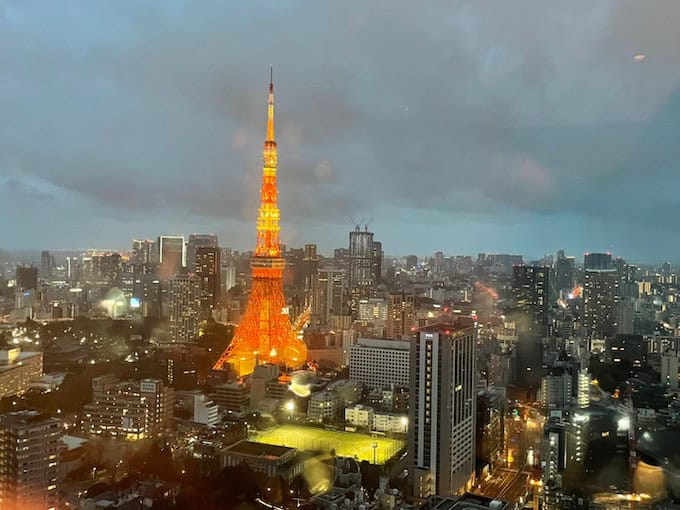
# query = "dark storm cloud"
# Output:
<box><xmin>2</xmin><ymin>0</ymin><xmax>680</xmax><ymax>260</ymax></box>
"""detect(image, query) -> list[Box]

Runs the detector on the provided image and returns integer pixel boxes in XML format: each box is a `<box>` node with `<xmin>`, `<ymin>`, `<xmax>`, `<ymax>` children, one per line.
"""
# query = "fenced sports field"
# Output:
<box><xmin>249</xmin><ymin>424</ymin><xmax>405</xmax><ymax>465</ymax></box>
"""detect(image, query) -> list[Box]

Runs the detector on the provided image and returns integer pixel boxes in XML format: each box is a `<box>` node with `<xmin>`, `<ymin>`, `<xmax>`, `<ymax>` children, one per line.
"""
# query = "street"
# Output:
<box><xmin>474</xmin><ymin>406</ymin><xmax>545</xmax><ymax>505</ymax></box>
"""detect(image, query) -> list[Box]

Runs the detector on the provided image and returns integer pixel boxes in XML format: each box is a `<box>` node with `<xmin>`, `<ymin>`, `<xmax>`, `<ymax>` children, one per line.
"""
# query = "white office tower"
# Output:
<box><xmin>409</xmin><ymin>325</ymin><xmax>476</xmax><ymax>497</ymax></box>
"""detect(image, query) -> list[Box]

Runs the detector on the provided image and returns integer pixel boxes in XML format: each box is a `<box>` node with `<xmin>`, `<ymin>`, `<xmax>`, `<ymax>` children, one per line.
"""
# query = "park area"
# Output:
<box><xmin>250</xmin><ymin>424</ymin><xmax>405</xmax><ymax>465</ymax></box>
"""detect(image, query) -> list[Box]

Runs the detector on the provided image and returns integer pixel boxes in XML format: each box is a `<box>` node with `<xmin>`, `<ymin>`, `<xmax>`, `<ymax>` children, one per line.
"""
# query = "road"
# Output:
<box><xmin>474</xmin><ymin>406</ymin><xmax>545</xmax><ymax>505</ymax></box>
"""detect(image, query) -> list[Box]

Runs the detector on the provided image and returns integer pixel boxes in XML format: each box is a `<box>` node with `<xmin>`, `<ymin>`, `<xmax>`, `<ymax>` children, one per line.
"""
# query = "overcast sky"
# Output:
<box><xmin>2</xmin><ymin>1</ymin><xmax>680</xmax><ymax>261</ymax></box>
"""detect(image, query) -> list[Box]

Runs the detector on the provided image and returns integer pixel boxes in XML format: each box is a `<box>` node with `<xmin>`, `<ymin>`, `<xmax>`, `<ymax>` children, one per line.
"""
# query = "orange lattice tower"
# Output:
<box><xmin>213</xmin><ymin>69</ymin><xmax>308</xmax><ymax>376</ymax></box>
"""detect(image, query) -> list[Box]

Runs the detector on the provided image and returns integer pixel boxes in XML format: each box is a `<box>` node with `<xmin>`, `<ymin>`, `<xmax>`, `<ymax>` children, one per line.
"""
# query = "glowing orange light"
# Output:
<box><xmin>213</xmin><ymin>69</ymin><xmax>307</xmax><ymax>376</ymax></box>
<box><xmin>474</xmin><ymin>281</ymin><xmax>499</xmax><ymax>301</ymax></box>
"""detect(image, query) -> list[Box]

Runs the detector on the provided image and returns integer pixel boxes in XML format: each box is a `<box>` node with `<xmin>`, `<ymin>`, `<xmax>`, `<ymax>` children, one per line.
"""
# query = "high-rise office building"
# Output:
<box><xmin>301</xmin><ymin>244</ymin><xmax>320</xmax><ymax>306</ymax></box>
<box><xmin>434</xmin><ymin>251</ymin><xmax>445</xmax><ymax>274</ymax></box>
<box><xmin>15</xmin><ymin>265</ymin><xmax>38</xmax><ymax>291</ymax></box>
<box><xmin>511</xmin><ymin>265</ymin><xmax>550</xmax><ymax>334</ymax></box>
<box><xmin>169</xmin><ymin>274</ymin><xmax>201</xmax><ymax>343</ymax></box>
<box><xmin>583</xmin><ymin>263</ymin><xmax>619</xmax><ymax>339</ymax></box>
<box><xmin>195</xmin><ymin>246</ymin><xmax>221</xmax><ymax>311</ymax></box>
<box><xmin>372</xmin><ymin>240</ymin><xmax>383</xmax><ymax>284</ymax></box>
<box><xmin>349</xmin><ymin>225</ymin><xmax>375</xmax><ymax>309</ymax></box>
<box><xmin>187</xmin><ymin>234</ymin><xmax>218</xmax><ymax>273</ymax></box>
<box><xmin>584</xmin><ymin>252</ymin><xmax>612</xmax><ymax>271</ymax></box>
<box><xmin>333</xmin><ymin>247</ymin><xmax>350</xmax><ymax>272</ymax></box>
<box><xmin>158</xmin><ymin>235</ymin><xmax>186</xmax><ymax>279</ymax></box>
<box><xmin>0</xmin><ymin>410</ymin><xmax>62</xmax><ymax>510</ymax></box>
<box><xmin>405</xmin><ymin>255</ymin><xmax>418</xmax><ymax>270</ymax></box>
<box><xmin>409</xmin><ymin>325</ymin><xmax>476</xmax><ymax>497</ymax></box>
<box><xmin>66</xmin><ymin>256</ymin><xmax>81</xmax><ymax>283</ymax></box>
<box><xmin>311</xmin><ymin>268</ymin><xmax>345</xmax><ymax>325</ymax></box>
<box><xmin>555</xmin><ymin>256</ymin><xmax>575</xmax><ymax>295</ymax></box>
<box><xmin>132</xmin><ymin>239</ymin><xmax>154</xmax><ymax>265</ymax></box>
<box><xmin>40</xmin><ymin>250</ymin><xmax>54</xmax><ymax>278</ymax></box>
<box><xmin>386</xmin><ymin>291</ymin><xmax>416</xmax><ymax>339</ymax></box>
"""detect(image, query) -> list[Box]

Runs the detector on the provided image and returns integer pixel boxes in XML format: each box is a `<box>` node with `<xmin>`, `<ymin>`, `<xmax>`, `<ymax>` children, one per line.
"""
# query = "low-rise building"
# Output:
<box><xmin>221</xmin><ymin>440</ymin><xmax>303</xmax><ymax>480</ymax></box>
<box><xmin>307</xmin><ymin>391</ymin><xmax>342</xmax><ymax>423</ymax></box>
<box><xmin>175</xmin><ymin>391</ymin><xmax>219</xmax><ymax>426</ymax></box>
<box><xmin>345</xmin><ymin>404</ymin><xmax>374</xmax><ymax>429</ymax></box>
<box><xmin>0</xmin><ymin>348</ymin><xmax>43</xmax><ymax>398</ymax></box>
<box><xmin>212</xmin><ymin>382</ymin><xmax>250</xmax><ymax>416</ymax></box>
<box><xmin>373</xmin><ymin>411</ymin><xmax>408</xmax><ymax>434</ymax></box>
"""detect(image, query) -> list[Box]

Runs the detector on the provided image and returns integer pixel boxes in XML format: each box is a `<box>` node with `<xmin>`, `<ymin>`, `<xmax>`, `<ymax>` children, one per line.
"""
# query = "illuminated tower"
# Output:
<box><xmin>213</xmin><ymin>69</ymin><xmax>307</xmax><ymax>376</ymax></box>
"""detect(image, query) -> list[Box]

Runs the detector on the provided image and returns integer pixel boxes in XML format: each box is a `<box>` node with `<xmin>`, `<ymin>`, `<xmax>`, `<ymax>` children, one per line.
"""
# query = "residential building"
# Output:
<box><xmin>83</xmin><ymin>377</ymin><xmax>174</xmax><ymax>439</ymax></box>
<box><xmin>0</xmin><ymin>410</ymin><xmax>62</xmax><ymax>510</ymax></box>
<box><xmin>307</xmin><ymin>391</ymin><xmax>342</xmax><ymax>423</ymax></box>
<box><xmin>169</xmin><ymin>273</ymin><xmax>202</xmax><ymax>343</ymax></box>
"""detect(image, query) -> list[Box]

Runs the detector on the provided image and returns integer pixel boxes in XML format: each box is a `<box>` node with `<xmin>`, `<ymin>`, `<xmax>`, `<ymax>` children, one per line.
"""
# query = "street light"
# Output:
<box><xmin>285</xmin><ymin>400</ymin><xmax>295</xmax><ymax>421</ymax></box>
<box><xmin>371</xmin><ymin>442</ymin><xmax>378</xmax><ymax>464</ymax></box>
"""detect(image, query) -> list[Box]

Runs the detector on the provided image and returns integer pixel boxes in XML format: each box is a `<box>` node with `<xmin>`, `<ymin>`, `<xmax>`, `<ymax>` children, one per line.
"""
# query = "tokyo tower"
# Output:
<box><xmin>213</xmin><ymin>69</ymin><xmax>308</xmax><ymax>376</ymax></box>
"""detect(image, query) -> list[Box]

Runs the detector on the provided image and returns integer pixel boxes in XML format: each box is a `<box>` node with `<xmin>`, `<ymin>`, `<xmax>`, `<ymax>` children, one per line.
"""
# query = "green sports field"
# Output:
<box><xmin>249</xmin><ymin>424</ymin><xmax>405</xmax><ymax>464</ymax></box>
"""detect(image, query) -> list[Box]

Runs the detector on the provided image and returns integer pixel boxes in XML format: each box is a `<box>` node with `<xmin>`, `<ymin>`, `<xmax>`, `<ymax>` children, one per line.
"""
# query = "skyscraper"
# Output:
<box><xmin>195</xmin><ymin>246</ymin><xmax>221</xmax><ymax>311</ymax></box>
<box><xmin>15</xmin><ymin>265</ymin><xmax>38</xmax><ymax>291</ymax></box>
<box><xmin>0</xmin><ymin>410</ymin><xmax>61</xmax><ymax>510</ymax></box>
<box><xmin>169</xmin><ymin>273</ymin><xmax>201</xmax><ymax>343</ymax></box>
<box><xmin>511</xmin><ymin>265</ymin><xmax>550</xmax><ymax>334</ymax></box>
<box><xmin>386</xmin><ymin>291</ymin><xmax>416</xmax><ymax>339</ymax></box>
<box><xmin>132</xmin><ymin>239</ymin><xmax>154</xmax><ymax>265</ymax></box>
<box><xmin>187</xmin><ymin>234</ymin><xmax>219</xmax><ymax>272</ymax></box>
<box><xmin>40</xmin><ymin>250</ymin><xmax>53</xmax><ymax>278</ymax></box>
<box><xmin>349</xmin><ymin>225</ymin><xmax>375</xmax><ymax>312</ymax></box>
<box><xmin>555</xmin><ymin>256</ymin><xmax>575</xmax><ymax>296</ymax></box>
<box><xmin>583</xmin><ymin>254</ymin><xmax>619</xmax><ymax>338</ymax></box>
<box><xmin>372</xmin><ymin>240</ymin><xmax>383</xmax><ymax>284</ymax></box>
<box><xmin>410</xmin><ymin>325</ymin><xmax>476</xmax><ymax>497</ymax></box>
<box><xmin>311</xmin><ymin>268</ymin><xmax>345</xmax><ymax>325</ymax></box>
<box><xmin>212</xmin><ymin>69</ymin><xmax>307</xmax><ymax>376</ymax></box>
<box><xmin>584</xmin><ymin>252</ymin><xmax>612</xmax><ymax>271</ymax></box>
<box><xmin>158</xmin><ymin>235</ymin><xmax>186</xmax><ymax>279</ymax></box>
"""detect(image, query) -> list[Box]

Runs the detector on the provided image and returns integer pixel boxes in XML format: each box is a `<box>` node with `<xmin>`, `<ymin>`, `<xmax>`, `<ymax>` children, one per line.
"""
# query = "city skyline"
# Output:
<box><xmin>3</xmin><ymin>1</ymin><xmax>680</xmax><ymax>260</ymax></box>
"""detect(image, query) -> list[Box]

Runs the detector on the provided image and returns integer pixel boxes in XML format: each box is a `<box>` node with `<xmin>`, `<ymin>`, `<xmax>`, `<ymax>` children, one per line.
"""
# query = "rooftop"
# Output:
<box><xmin>419</xmin><ymin>323</ymin><xmax>473</xmax><ymax>336</ymax></box>
<box><xmin>225</xmin><ymin>440</ymin><xmax>294</xmax><ymax>459</ymax></box>
<box><xmin>0</xmin><ymin>409</ymin><xmax>60</xmax><ymax>429</ymax></box>
<box><xmin>424</xmin><ymin>493</ymin><xmax>510</xmax><ymax>510</ymax></box>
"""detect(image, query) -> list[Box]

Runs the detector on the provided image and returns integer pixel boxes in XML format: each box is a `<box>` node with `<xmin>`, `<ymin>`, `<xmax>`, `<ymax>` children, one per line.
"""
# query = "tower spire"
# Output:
<box><xmin>257</xmin><ymin>68</ymin><xmax>280</xmax><ymax>258</ymax></box>
<box><xmin>266</xmin><ymin>66</ymin><xmax>275</xmax><ymax>141</ymax></box>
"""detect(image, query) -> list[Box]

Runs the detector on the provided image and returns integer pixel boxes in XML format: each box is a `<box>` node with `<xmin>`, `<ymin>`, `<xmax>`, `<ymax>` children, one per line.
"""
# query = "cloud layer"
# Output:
<box><xmin>2</xmin><ymin>0</ymin><xmax>680</xmax><ymax>261</ymax></box>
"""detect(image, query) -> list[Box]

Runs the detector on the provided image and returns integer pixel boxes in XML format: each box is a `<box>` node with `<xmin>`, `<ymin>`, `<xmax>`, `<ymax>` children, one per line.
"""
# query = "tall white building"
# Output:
<box><xmin>349</xmin><ymin>338</ymin><xmax>410</xmax><ymax>390</ymax></box>
<box><xmin>169</xmin><ymin>274</ymin><xmax>202</xmax><ymax>343</ymax></box>
<box><xmin>409</xmin><ymin>325</ymin><xmax>476</xmax><ymax>497</ymax></box>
